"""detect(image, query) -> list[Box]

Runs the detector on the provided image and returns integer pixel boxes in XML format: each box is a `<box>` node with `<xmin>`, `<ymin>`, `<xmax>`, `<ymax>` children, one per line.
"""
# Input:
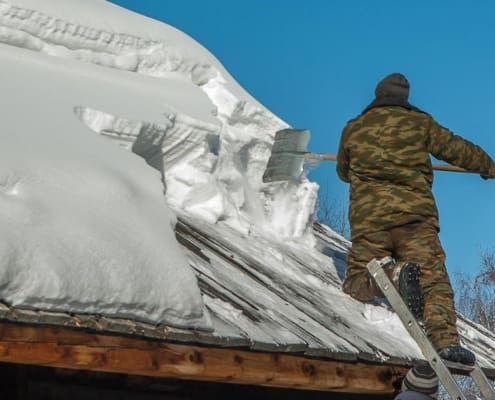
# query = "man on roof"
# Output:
<box><xmin>336</xmin><ymin>72</ymin><xmax>495</xmax><ymax>369</ymax></box>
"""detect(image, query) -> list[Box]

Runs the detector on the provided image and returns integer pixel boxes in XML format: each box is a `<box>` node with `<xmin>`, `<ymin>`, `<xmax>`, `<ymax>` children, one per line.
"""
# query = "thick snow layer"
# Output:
<box><xmin>0</xmin><ymin>0</ymin><xmax>319</xmax><ymax>241</ymax></box>
<box><xmin>0</xmin><ymin>38</ymin><xmax>212</xmax><ymax>329</ymax></box>
<box><xmin>0</xmin><ymin>0</ymin><xmax>319</xmax><ymax>326</ymax></box>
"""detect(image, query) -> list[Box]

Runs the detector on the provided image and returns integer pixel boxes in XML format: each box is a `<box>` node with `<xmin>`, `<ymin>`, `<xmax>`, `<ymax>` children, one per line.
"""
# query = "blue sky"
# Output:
<box><xmin>109</xmin><ymin>0</ymin><xmax>495</xmax><ymax>277</ymax></box>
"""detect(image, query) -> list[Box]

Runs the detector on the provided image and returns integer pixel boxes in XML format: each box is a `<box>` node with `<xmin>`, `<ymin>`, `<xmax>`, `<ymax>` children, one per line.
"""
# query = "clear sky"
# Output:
<box><xmin>109</xmin><ymin>0</ymin><xmax>495</xmax><ymax>277</ymax></box>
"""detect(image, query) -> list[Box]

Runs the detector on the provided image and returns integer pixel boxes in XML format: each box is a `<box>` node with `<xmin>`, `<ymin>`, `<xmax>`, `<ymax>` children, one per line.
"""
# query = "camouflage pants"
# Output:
<box><xmin>343</xmin><ymin>220</ymin><xmax>459</xmax><ymax>350</ymax></box>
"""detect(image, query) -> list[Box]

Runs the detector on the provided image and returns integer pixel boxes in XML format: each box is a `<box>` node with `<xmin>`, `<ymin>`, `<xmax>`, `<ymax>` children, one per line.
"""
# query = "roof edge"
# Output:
<box><xmin>0</xmin><ymin>321</ymin><xmax>405</xmax><ymax>394</ymax></box>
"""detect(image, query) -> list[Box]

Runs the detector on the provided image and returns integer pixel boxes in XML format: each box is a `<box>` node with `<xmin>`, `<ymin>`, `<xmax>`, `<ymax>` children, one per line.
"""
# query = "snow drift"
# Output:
<box><xmin>0</xmin><ymin>0</ymin><xmax>319</xmax><ymax>326</ymax></box>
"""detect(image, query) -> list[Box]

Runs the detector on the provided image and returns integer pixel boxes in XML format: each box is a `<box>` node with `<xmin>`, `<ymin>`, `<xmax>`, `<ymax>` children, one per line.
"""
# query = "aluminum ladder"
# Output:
<box><xmin>367</xmin><ymin>257</ymin><xmax>495</xmax><ymax>400</ymax></box>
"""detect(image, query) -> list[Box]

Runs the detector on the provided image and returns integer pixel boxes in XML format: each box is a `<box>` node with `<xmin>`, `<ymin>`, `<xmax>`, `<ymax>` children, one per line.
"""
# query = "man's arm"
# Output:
<box><xmin>336</xmin><ymin>124</ymin><xmax>351</xmax><ymax>182</ymax></box>
<box><xmin>427</xmin><ymin>118</ymin><xmax>495</xmax><ymax>178</ymax></box>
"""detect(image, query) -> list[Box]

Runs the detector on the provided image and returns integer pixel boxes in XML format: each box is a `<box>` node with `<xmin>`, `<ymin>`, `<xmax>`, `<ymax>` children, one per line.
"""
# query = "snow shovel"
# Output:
<box><xmin>262</xmin><ymin>128</ymin><xmax>470</xmax><ymax>183</ymax></box>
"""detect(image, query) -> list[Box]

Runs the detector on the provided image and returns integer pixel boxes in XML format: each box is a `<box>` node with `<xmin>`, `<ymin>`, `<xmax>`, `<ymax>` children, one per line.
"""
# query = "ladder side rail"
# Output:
<box><xmin>367</xmin><ymin>257</ymin><xmax>467</xmax><ymax>400</ymax></box>
<box><xmin>470</xmin><ymin>365</ymin><xmax>495</xmax><ymax>399</ymax></box>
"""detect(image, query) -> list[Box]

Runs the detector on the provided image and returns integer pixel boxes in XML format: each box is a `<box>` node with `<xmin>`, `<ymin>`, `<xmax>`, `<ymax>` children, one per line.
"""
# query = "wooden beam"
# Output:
<box><xmin>0</xmin><ymin>323</ymin><xmax>406</xmax><ymax>394</ymax></box>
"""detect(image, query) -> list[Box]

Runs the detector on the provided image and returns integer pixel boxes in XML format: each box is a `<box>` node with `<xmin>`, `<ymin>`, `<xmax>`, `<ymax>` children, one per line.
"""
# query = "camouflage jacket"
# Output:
<box><xmin>337</xmin><ymin>106</ymin><xmax>494</xmax><ymax>239</ymax></box>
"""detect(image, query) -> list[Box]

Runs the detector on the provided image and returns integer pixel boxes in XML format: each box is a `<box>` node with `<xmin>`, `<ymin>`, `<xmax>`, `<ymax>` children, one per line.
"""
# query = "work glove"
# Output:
<box><xmin>481</xmin><ymin>163</ymin><xmax>495</xmax><ymax>180</ymax></box>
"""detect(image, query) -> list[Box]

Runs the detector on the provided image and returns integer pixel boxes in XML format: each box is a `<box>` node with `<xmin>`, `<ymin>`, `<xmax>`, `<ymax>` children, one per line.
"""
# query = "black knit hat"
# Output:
<box><xmin>375</xmin><ymin>73</ymin><xmax>410</xmax><ymax>100</ymax></box>
<box><xmin>362</xmin><ymin>72</ymin><xmax>423</xmax><ymax>114</ymax></box>
<box><xmin>400</xmin><ymin>364</ymin><xmax>439</xmax><ymax>399</ymax></box>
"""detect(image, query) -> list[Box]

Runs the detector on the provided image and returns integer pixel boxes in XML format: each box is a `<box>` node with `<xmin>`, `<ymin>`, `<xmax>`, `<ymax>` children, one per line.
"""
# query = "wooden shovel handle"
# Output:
<box><xmin>304</xmin><ymin>153</ymin><xmax>471</xmax><ymax>173</ymax></box>
<box><xmin>429</xmin><ymin>164</ymin><xmax>469</xmax><ymax>173</ymax></box>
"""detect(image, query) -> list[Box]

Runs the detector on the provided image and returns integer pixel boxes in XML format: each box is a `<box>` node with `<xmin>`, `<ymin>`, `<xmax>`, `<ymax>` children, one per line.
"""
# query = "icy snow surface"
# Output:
<box><xmin>178</xmin><ymin>217</ymin><xmax>424</xmax><ymax>362</ymax></box>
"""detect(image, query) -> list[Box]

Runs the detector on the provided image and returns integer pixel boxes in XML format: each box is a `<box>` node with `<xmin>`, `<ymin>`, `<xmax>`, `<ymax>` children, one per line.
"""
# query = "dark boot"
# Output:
<box><xmin>397</xmin><ymin>263</ymin><xmax>424</xmax><ymax>321</ymax></box>
<box><xmin>438</xmin><ymin>345</ymin><xmax>476</xmax><ymax>371</ymax></box>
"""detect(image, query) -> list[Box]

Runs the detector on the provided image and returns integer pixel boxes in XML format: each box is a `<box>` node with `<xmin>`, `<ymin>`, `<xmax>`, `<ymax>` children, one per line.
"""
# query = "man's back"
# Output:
<box><xmin>337</xmin><ymin>105</ymin><xmax>493</xmax><ymax>239</ymax></box>
<box><xmin>337</xmin><ymin>106</ymin><xmax>438</xmax><ymax>238</ymax></box>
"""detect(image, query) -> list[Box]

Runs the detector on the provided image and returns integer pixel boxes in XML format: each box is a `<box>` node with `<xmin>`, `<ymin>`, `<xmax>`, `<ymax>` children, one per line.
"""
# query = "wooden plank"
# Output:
<box><xmin>0</xmin><ymin>304</ymin><xmax>248</xmax><ymax>349</ymax></box>
<box><xmin>0</xmin><ymin>323</ymin><xmax>169</xmax><ymax>349</ymax></box>
<box><xmin>0</xmin><ymin>323</ymin><xmax>406</xmax><ymax>394</ymax></box>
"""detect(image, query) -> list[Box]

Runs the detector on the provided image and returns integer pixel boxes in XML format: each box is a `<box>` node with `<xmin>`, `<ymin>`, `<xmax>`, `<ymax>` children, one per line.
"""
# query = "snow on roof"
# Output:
<box><xmin>0</xmin><ymin>0</ymin><xmax>315</xmax><ymax>327</ymax></box>
<box><xmin>0</xmin><ymin>0</ymin><xmax>494</xmax><ymax>376</ymax></box>
<box><xmin>2</xmin><ymin>217</ymin><xmax>495</xmax><ymax>376</ymax></box>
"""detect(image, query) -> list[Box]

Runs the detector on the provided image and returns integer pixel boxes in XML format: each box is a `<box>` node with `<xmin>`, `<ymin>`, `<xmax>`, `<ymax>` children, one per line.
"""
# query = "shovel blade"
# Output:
<box><xmin>262</xmin><ymin>128</ymin><xmax>311</xmax><ymax>183</ymax></box>
<box><xmin>263</xmin><ymin>152</ymin><xmax>306</xmax><ymax>182</ymax></box>
<box><xmin>270</xmin><ymin>128</ymin><xmax>310</xmax><ymax>153</ymax></box>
